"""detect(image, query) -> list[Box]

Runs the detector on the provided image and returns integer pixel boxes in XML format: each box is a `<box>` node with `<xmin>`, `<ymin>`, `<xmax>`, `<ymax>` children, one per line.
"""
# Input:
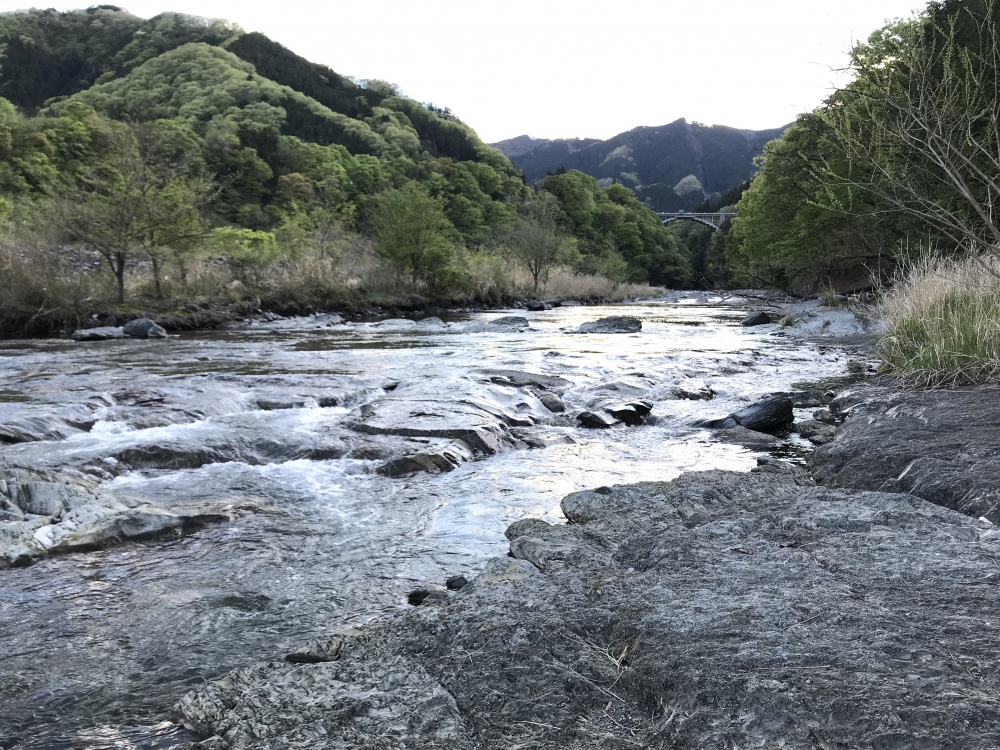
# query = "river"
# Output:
<box><xmin>0</xmin><ymin>299</ymin><xmax>854</xmax><ymax>749</ymax></box>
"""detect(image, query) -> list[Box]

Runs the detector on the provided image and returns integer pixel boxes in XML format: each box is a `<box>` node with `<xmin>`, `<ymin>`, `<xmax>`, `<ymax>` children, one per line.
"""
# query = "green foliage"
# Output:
<box><xmin>538</xmin><ymin>171</ymin><xmax>691</xmax><ymax>287</ymax></box>
<box><xmin>53</xmin><ymin>120</ymin><xmax>211</xmax><ymax>301</ymax></box>
<box><xmin>371</xmin><ymin>183</ymin><xmax>458</xmax><ymax>286</ymax></box>
<box><xmin>204</xmin><ymin>227</ymin><xmax>281</xmax><ymax>282</ymax></box>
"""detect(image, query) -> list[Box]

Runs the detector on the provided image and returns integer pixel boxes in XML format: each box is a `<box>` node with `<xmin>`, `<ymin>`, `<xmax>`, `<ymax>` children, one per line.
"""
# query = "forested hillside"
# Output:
<box><xmin>0</xmin><ymin>7</ymin><xmax>695</xmax><ymax>331</ymax></box>
<box><xmin>493</xmin><ymin>120</ymin><xmax>786</xmax><ymax>212</ymax></box>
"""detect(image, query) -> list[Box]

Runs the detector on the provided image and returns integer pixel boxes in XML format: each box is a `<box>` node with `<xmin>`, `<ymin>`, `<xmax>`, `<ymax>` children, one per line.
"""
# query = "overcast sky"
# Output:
<box><xmin>8</xmin><ymin>0</ymin><xmax>925</xmax><ymax>142</ymax></box>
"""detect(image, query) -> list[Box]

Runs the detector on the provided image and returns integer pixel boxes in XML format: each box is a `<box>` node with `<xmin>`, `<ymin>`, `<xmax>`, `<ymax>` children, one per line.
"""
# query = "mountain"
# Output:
<box><xmin>493</xmin><ymin>119</ymin><xmax>788</xmax><ymax>211</ymax></box>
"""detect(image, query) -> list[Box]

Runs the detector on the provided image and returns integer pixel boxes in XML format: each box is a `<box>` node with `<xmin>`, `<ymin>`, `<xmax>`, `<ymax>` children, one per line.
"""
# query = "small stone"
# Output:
<box><xmin>446</xmin><ymin>575</ymin><xmax>468</xmax><ymax>591</ymax></box>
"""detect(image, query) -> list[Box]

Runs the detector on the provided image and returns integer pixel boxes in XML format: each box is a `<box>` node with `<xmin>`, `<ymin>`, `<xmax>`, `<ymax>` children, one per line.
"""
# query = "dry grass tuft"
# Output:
<box><xmin>879</xmin><ymin>252</ymin><xmax>1000</xmax><ymax>385</ymax></box>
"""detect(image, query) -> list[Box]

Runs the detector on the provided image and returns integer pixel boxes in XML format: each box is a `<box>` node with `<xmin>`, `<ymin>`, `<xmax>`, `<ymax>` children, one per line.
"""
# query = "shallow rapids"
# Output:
<box><xmin>0</xmin><ymin>300</ymin><xmax>853</xmax><ymax>749</ymax></box>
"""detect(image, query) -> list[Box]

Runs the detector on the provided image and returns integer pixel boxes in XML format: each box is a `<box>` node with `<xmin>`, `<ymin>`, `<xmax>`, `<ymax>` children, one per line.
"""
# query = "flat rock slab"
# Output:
<box><xmin>72</xmin><ymin>326</ymin><xmax>126</xmax><ymax>341</ymax></box>
<box><xmin>175</xmin><ymin>466</ymin><xmax>1000</xmax><ymax>749</ymax></box>
<box><xmin>812</xmin><ymin>382</ymin><xmax>1000</xmax><ymax>522</ymax></box>
<box><xmin>577</xmin><ymin>316</ymin><xmax>642</xmax><ymax>334</ymax></box>
<box><xmin>0</xmin><ymin>469</ymin><xmax>238</xmax><ymax>567</ymax></box>
<box><xmin>480</xmin><ymin>369</ymin><xmax>572</xmax><ymax>394</ymax></box>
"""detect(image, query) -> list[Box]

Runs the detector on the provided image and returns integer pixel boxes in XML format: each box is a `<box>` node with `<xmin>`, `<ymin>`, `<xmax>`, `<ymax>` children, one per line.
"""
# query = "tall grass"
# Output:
<box><xmin>879</xmin><ymin>253</ymin><xmax>1000</xmax><ymax>385</ymax></box>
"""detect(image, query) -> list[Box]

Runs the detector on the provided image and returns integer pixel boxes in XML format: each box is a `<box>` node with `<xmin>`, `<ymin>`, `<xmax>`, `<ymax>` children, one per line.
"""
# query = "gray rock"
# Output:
<box><xmin>577</xmin><ymin>410</ymin><xmax>619</xmax><ymax>428</ymax></box>
<box><xmin>695</xmin><ymin>395</ymin><xmax>795</xmax><ymax>434</ymax></box>
<box><xmin>812</xmin><ymin>382</ymin><xmax>1000</xmax><ymax>523</ymax></box>
<box><xmin>740</xmin><ymin>310</ymin><xmax>773</xmax><ymax>326</ymax></box>
<box><xmin>72</xmin><ymin>326</ymin><xmax>126</xmax><ymax>342</ymax></box>
<box><xmin>481</xmin><ymin>369</ymin><xmax>572</xmax><ymax>394</ymax></box>
<box><xmin>813</xmin><ymin>407</ymin><xmax>839</xmax><ymax>424</ymax></box>
<box><xmin>731</xmin><ymin>395</ymin><xmax>794</xmax><ymax>432</ymax></box>
<box><xmin>176</xmin><ymin>468</ymin><xmax>1000</xmax><ymax>749</ymax></box>
<box><xmin>123</xmin><ymin>317</ymin><xmax>168</xmax><ymax>338</ymax></box>
<box><xmin>0</xmin><ymin>469</ymin><xmax>237</xmax><ymax>567</ymax></box>
<box><xmin>578</xmin><ymin>316</ymin><xmax>642</xmax><ymax>334</ymax></box>
<box><xmin>176</xmin><ymin>657</ymin><xmax>472</xmax><ymax>749</ymax></box>
<box><xmin>798</xmin><ymin>419</ymin><xmax>836</xmax><ymax>445</ymax></box>
<box><xmin>488</xmin><ymin>316</ymin><xmax>529</xmax><ymax>329</ymax></box>
<box><xmin>537</xmin><ymin>392</ymin><xmax>566</xmax><ymax>413</ymax></box>
<box><xmin>714</xmin><ymin>425</ymin><xmax>782</xmax><ymax>449</ymax></box>
<box><xmin>672</xmin><ymin>378</ymin><xmax>715</xmax><ymax>400</ymax></box>
<box><xmin>377</xmin><ymin>441</ymin><xmax>474</xmax><ymax>477</ymax></box>
<box><xmin>606</xmin><ymin>400</ymin><xmax>652</xmax><ymax>426</ymax></box>
<box><xmin>524</xmin><ymin>299</ymin><xmax>547</xmax><ymax>311</ymax></box>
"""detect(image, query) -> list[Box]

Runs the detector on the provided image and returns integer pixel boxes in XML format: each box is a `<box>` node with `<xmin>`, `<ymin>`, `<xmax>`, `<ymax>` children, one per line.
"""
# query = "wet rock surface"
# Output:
<box><xmin>175</xmin><ymin>463</ymin><xmax>1000</xmax><ymax>749</ymax></box>
<box><xmin>577</xmin><ymin>316</ymin><xmax>642</xmax><ymax>334</ymax></box>
<box><xmin>813</xmin><ymin>381</ymin><xmax>1000</xmax><ymax>522</ymax></box>
<box><xmin>72</xmin><ymin>325</ymin><xmax>127</xmax><ymax>341</ymax></box>
<box><xmin>695</xmin><ymin>394</ymin><xmax>794</xmax><ymax>433</ymax></box>
<box><xmin>0</xmin><ymin>468</ymin><xmax>238</xmax><ymax>567</ymax></box>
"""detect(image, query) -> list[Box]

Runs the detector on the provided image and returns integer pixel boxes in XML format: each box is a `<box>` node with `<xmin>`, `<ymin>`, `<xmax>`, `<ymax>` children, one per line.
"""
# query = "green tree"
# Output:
<box><xmin>498</xmin><ymin>195</ymin><xmax>575</xmax><ymax>292</ymax></box>
<box><xmin>371</xmin><ymin>183</ymin><xmax>457</xmax><ymax>285</ymax></box>
<box><xmin>823</xmin><ymin>0</ymin><xmax>1000</xmax><ymax>250</ymax></box>
<box><xmin>54</xmin><ymin>121</ymin><xmax>211</xmax><ymax>301</ymax></box>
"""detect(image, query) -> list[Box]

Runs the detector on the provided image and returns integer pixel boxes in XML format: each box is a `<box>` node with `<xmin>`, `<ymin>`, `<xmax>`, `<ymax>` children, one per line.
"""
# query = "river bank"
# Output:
<box><xmin>170</xmin><ymin>375</ymin><xmax>1000</xmax><ymax>747</ymax></box>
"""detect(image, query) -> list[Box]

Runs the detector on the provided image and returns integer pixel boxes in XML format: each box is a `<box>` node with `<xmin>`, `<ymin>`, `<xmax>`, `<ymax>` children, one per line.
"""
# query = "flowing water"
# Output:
<box><xmin>0</xmin><ymin>300</ymin><xmax>854</xmax><ymax>749</ymax></box>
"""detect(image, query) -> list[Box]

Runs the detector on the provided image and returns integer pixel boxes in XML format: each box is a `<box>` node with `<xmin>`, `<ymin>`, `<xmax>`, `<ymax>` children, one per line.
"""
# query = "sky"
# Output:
<box><xmin>5</xmin><ymin>0</ymin><xmax>926</xmax><ymax>142</ymax></box>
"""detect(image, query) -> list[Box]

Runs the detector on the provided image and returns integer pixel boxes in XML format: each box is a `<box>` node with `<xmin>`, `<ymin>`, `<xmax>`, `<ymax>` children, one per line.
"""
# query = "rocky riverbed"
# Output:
<box><xmin>1</xmin><ymin>295</ymin><xmax>932</xmax><ymax>749</ymax></box>
<box><xmin>171</xmin><ymin>380</ymin><xmax>1000</xmax><ymax>749</ymax></box>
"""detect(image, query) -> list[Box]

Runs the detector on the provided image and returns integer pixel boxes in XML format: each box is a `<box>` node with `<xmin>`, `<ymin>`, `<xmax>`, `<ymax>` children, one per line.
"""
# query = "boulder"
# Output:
<box><xmin>812</xmin><ymin>383</ymin><xmax>1000</xmax><ymax>523</ymax></box>
<box><xmin>537</xmin><ymin>392</ymin><xmax>566</xmax><ymax>413</ymax></box>
<box><xmin>731</xmin><ymin>395</ymin><xmax>794</xmax><ymax>432</ymax></box>
<box><xmin>123</xmin><ymin>317</ymin><xmax>168</xmax><ymax>338</ymax></box>
<box><xmin>523</xmin><ymin>299</ymin><xmax>547</xmax><ymax>311</ymax></box>
<box><xmin>695</xmin><ymin>395</ymin><xmax>794</xmax><ymax>434</ymax></box>
<box><xmin>577</xmin><ymin>316</ymin><xmax>642</xmax><ymax>334</ymax></box>
<box><xmin>714</xmin><ymin>425</ymin><xmax>782</xmax><ymax>449</ymax></box>
<box><xmin>72</xmin><ymin>326</ymin><xmax>126</xmax><ymax>342</ymax></box>
<box><xmin>798</xmin><ymin>419</ymin><xmax>836</xmax><ymax>445</ymax></box>
<box><xmin>740</xmin><ymin>310</ymin><xmax>773</xmax><ymax>326</ymax></box>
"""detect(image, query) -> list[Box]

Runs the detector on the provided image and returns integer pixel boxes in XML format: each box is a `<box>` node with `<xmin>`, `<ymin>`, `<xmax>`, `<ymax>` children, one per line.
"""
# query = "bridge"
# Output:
<box><xmin>657</xmin><ymin>211</ymin><xmax>735</xmax><ymax>230</ymax></box>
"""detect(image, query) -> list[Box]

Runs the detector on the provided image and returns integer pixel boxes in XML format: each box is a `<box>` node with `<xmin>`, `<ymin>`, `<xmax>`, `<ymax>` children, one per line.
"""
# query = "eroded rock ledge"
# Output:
<box><xmin>174</xmin><ymin>434</ymin><xmax>1000</xmax><ymax>748</ymax></box>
